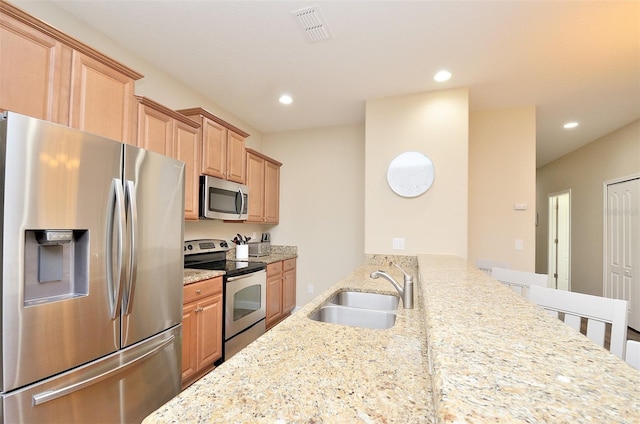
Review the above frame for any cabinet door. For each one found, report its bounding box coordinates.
[266,262,283,329]
[136,103,172,155]
[175,120,200,220]
[246,152,265,222]
[69,51,135,143]
[198,294,223,367]
[282,259,297,315]
[226,130,246,184]
[201,118,226,178]
[264,160,281,224]
[0,13,71,124]
[181,302,198,383]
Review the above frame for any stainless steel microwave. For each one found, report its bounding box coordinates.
[200,176,249,221]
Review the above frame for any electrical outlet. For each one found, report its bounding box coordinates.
[515,239,524,250]
[392,238,405,250]
[308,285,314,294]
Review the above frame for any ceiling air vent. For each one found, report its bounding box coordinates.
[292,6,332,43]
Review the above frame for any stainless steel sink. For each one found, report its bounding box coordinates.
[326,291,399,311]
[308,290,399,329]
[309,305,396,329]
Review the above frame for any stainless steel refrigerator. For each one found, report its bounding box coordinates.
[0,112,185,423]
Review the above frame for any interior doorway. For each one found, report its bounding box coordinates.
[548,190,571,290]
[605,176,640,331]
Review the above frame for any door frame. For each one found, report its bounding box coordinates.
[548,190,571,290]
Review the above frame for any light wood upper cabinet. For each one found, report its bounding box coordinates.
[174,119,201,220]
[177,107,249,184]
[0,1,143,141]
[0,5,71,124]
[135,96,201,220]
[264,159,281,224]
[136,97,172,154]
[246,152,266,222]
[246,148,281,224]
[226,129,247,183]
[69,52,137,144]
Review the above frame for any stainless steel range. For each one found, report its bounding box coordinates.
[184,239,267,360]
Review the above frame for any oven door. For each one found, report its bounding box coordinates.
[225,270,266,339]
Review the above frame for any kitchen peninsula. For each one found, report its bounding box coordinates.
[146,255,640,423]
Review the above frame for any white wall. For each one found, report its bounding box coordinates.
[262,125,365,306]
[536,119,640,295]
[468,107,537,271]
[364,89,469,257]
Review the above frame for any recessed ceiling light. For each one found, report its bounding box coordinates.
[563,122,579,129]
[279,94,293,105]
[434,70,452,82]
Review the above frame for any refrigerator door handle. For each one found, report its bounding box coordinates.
[123,179,139,315]
[106,178,126,320]
[31,334,176,406]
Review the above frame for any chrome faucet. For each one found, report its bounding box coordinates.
[370,262,414,308]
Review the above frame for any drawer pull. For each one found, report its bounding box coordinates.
[196,289,201,294]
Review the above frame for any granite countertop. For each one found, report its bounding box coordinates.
[155,254,640,423]
[419,255,640,423]
[183,247,297,286]
[183,269,225,285]
[147,264,433,423]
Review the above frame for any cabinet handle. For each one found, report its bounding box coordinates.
[196,289,201,294]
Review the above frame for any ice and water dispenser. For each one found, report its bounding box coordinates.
[24,229,89,306]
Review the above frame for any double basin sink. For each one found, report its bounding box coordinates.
[309,290,399,329]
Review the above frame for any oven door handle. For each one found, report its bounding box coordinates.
[226,270,266,283]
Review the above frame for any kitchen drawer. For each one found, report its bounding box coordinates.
[283,258,296,272]
[267,261,282,276]
[183,277,222,304]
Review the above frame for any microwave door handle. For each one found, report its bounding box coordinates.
[123,180,139,315]
[238,187,245,218]
[106,178,126,320]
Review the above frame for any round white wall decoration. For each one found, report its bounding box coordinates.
[386,151,435,197]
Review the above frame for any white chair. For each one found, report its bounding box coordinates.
[492,267,548,299]
[529,285,628,359]
[476,259,510,276]
[626,340,640,370]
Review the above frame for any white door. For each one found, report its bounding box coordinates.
[548,191,571,290]
[605,177,639,330]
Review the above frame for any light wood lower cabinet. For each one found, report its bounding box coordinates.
[182,277,223,389]
[266,258,297,330]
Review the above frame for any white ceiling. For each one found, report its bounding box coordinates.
[47,0,639,167]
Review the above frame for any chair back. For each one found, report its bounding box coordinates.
[492,267,548,299]
[626,340,640,370]
[529,285,628,359]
